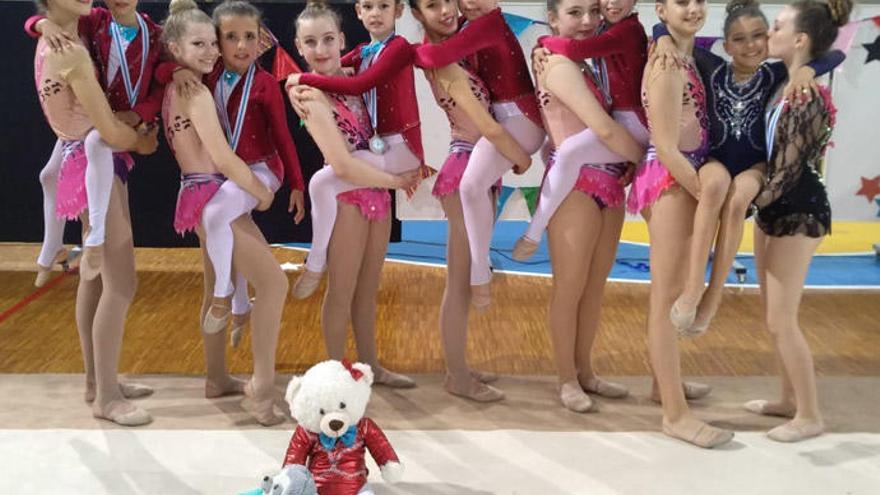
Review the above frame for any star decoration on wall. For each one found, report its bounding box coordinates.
[856,176,880,202]
[865,35,880,65]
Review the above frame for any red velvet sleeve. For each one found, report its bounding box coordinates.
[132,79,164,123]
[540,17,639,60]
[298,39,413,95]
[341,47,360,68]
[360,418,399,467]
[24,7,103,41]
[131,21,165,122]
[153,61,181,85]
[262,76,304,190]
[413,9,504,69]
[283,425,314,467]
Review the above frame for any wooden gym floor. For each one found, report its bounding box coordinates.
[1,243,878,377]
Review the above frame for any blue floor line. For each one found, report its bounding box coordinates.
[283,220,880,287]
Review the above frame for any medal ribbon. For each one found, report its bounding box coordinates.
[110,14,149,107]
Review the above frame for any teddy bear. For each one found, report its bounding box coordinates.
[282,359,403,495]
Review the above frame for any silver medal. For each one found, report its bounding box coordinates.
[369,135,387,155]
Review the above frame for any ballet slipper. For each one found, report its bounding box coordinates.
[374,368,417,389]
[511,236,539,261]
[743,399,797,419]
[662,417,734,449]
[85,382,154,403]
[470,283,491,311]
[670,295,698,334]
[205,376,247,399]
[203,297,231,335]
[34,248,69,287]
[443,375,505,403]
[580,376,629,399]
[243,380,286,426]
[559,381,595,413]
[471,370,499,383]
[683,295,720,338]
[292,269,324,300]
[79,244,104,282]
[230,307,251,348]
[651,381,712,403]
[767,420,824,443]
[93,399,152,427]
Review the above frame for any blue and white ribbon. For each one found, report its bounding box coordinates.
[360,33,395,134]
[765,99,785,161]
[218,63,256,152]
[110,14,149,107]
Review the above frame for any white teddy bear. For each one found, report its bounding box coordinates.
[281,359,403,495]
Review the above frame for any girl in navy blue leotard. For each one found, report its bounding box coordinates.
[652,0,843,336]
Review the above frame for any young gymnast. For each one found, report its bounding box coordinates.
[747,0,851,443]
[32,0,159,425]
[651,0,843,336]
[407,0,538,401]
[160,0,307,336]
[163,0,299,426]
[533,0,646,411]
[26,0,163,285]
[285,0,425,299]
[513,0,649,260]
[414,0,547,309]
[627,0,735,448]
[289,0,419,388]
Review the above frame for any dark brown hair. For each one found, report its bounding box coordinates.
[723,0,768,38]
[791,0,853,58]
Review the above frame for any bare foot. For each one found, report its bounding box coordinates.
[743,399,796,418]
[205,376,247,399]
[92,399,152,427]
[85,382,154,403]
[444,375,504,402]
[243,380,285,426]
[662,416,733,449]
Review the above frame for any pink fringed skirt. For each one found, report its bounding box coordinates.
[626,146,707,214]
[543,151,627,210]
[432,140,502,198]
[56,141,134,220]
[174,173,225,234]
[338,188,391,221]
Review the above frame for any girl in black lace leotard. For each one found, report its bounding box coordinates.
[746,0,853,444]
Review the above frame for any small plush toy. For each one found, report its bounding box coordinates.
[238,464,317,495]
[282,359,403,495]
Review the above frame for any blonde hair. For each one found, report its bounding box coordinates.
[161,0,214,47]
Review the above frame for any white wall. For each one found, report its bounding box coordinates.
[393,2,880,221]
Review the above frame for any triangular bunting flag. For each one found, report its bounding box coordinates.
[502,12,539,37]
[273,46,302,82]
[520,186,540,216]
[496,186,515,219]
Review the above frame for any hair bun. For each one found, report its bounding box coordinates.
[826,0,853,27]
[726,0,760,15]
[169,0,199,16]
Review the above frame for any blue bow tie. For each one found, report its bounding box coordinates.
[360,42,383,60]
[319,425,357,450]
[222,70,240,86]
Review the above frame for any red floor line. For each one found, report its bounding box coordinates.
[0,270,74,325]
